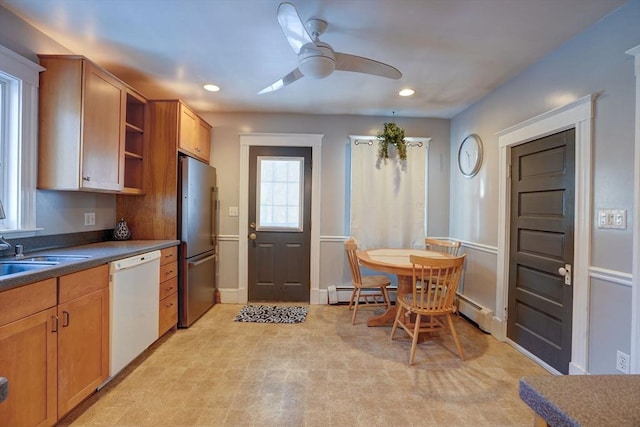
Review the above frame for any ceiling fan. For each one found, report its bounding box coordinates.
[258,2,402,94]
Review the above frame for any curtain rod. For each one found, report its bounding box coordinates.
[353,139,423,147]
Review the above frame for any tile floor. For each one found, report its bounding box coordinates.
[60,303,549,427]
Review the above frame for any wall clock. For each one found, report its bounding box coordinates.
[458,134,483,178]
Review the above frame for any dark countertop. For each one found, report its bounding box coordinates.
[0,240,179,292]
[519,375,640,426]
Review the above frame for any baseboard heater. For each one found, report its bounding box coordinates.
[328,285,397,304]
[455,293,493,333]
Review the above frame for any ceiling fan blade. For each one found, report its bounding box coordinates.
[277,2,313,54]
[334,52,402,80]
[257,68,304,94]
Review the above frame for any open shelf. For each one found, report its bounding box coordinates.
[123,89,147,194]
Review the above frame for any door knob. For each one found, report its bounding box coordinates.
[248,232,257,240]
[558,264,572,286]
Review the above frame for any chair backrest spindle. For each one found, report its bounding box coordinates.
[410,254,466,313]
[424,238,461,256]
[345,238,363,286]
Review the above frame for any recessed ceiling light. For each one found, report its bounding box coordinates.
[399,88,415,97]
[203,84,220,92]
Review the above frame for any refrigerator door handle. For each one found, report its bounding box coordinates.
[211,187,218,246]
[188,254,217,268]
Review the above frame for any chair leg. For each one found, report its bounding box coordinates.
[446,313,465,360]
[348,288,357,310]
[351,288,362,324]
[390,304,404,340]
[381,286,390,308]
[409,314,422,365]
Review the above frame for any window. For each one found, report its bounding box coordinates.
[348,135,430,249]
[0,45,43,234]
[256,156,304,231]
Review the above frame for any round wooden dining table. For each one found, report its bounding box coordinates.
[356,248,455,327]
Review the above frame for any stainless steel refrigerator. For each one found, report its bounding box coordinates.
[177,155,218,327]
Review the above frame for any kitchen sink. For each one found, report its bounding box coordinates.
[20,255,91,262]
[0,261,58,276]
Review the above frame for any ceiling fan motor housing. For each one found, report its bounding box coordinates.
[298,41,335,79]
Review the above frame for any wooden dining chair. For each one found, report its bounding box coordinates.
[344,238,391,325]
[391,254,466,365]
[424,237,461,256]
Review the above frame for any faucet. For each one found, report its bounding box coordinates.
[0,236,10,252]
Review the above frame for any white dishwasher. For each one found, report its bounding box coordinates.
[109,250,161,377]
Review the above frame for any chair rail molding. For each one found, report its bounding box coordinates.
[496,93,594,375]
[626,44,640,374]
[238,133,323,304]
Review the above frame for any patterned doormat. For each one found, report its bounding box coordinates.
[233,304,308,323]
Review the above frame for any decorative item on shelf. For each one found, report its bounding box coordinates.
[113,217,132,241]
[377,113,407,161]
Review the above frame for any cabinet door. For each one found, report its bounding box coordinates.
[82,61,125,191]
[196,118,212,162]
[0,308,58,427]
[57,287,109,417]
[178,103,197,155]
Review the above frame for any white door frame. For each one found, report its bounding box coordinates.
[626,44,640,374]
[238,133,323,304]
[496,94,594,375]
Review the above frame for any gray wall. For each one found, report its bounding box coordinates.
[449,0,639,373]
[200,112,450,292]
[0,6,118,236]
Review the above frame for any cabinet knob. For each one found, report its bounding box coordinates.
[82,176,91,181]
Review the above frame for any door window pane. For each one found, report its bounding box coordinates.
[257,156,303,231]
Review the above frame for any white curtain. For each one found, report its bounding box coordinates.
[350,137,428,250]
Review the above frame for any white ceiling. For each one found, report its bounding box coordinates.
[1,0,626,118]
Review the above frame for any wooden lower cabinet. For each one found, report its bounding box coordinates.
[0,266,109,426]
[57,282,109,417]
[0,280,58,427]
[159,246,178,336]
[159,292,178,336]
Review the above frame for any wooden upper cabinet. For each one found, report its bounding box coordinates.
[178,101,211,163]
[178,102,197,155]
[196,117,212,162]
[38,55,130,193]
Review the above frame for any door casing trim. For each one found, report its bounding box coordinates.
[239,133,323,304]
[496,94,594,375]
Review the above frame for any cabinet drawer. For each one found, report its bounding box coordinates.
[160,246,178,266]
[160,261,177,282]
[0,279,57,326]
[159,292,178,336]
[159,276,178,300]
[59,265,109,304]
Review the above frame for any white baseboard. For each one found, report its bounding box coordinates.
[507,338,562,375]
[569,362,587,375]
[218,288,240,304]
[492,316,506,341]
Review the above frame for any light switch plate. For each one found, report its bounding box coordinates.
[84,212,95,226]
[228,206,239,217]
[597,209,626,229]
